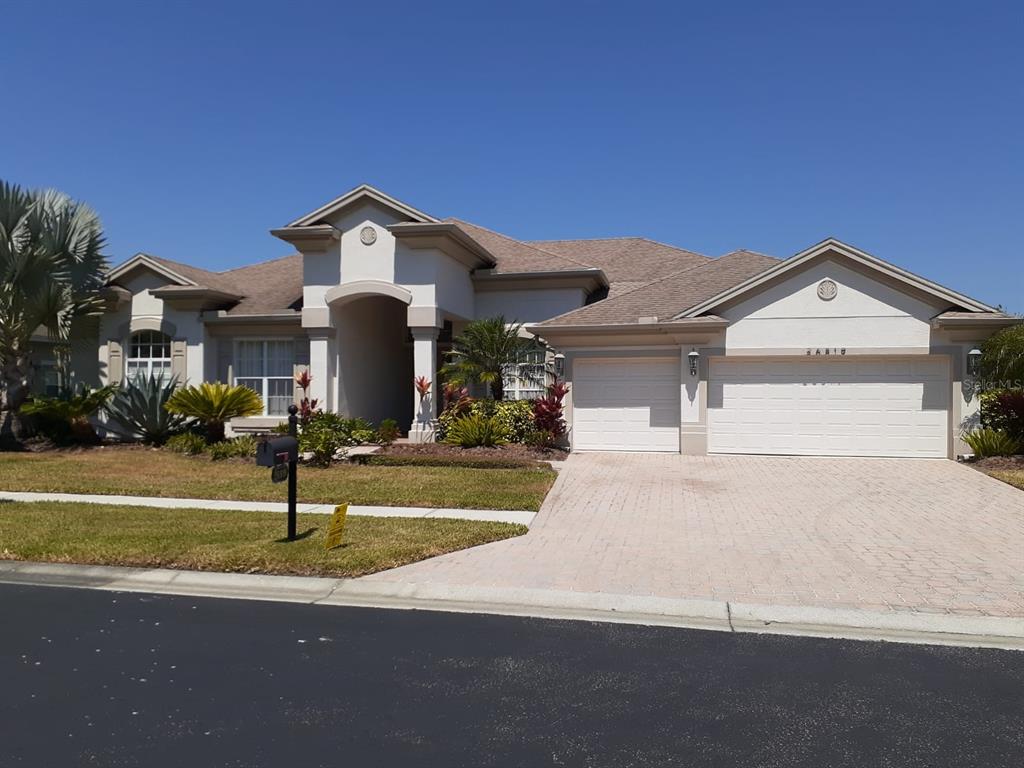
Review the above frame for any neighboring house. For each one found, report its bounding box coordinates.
[91,183,1016,459]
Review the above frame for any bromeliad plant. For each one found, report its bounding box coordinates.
[104,374,191,445]
[165,382,263,443]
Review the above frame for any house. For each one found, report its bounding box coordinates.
[93,183,1016,459]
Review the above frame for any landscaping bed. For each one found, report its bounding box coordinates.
[0,501,527,578]
[972,455,1024,491]
[0,446,557,511]
[354,442,568,469]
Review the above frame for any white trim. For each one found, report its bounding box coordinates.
[324,280,413,307]
[106,253,196,287]
[287,184,439,227]
[675,238,996,319]
[125,329,173,379]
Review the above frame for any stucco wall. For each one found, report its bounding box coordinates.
[475,288,586,324]
[722,259,945,352]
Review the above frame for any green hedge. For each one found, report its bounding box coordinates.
[437,398,535,443]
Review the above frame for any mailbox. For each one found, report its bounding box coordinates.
[256,436,298,467]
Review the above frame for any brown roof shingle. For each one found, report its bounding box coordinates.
[528,237,711,284]
[538,250,780,327]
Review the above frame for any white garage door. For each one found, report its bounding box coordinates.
[708,357,949,458]
[572,357,680,452]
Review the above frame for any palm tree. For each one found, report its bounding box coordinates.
[441,316,537,401]
[165,382,264,443]
[980,324,1024,384]
[0,181,109,437]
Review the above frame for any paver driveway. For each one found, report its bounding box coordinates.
[366,453,1024,617]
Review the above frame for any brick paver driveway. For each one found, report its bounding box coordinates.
[367,453,1024,617]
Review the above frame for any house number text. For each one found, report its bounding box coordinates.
[806,348,847,356]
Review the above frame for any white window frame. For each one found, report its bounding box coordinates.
[233,338,295,416]
[502,343,550,401]
[126,330,172,380]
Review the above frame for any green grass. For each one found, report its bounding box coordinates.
[0,501,526,577]
[0,448,557,511]
[987,469,1024,491]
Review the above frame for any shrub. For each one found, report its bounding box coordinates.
[962,428,1021,458]
[165,382,263,443]
[438,398,535,443]
[443,413,509,448]
[980,389,1024,440]
[376,418,400,448]
[104,374,191,445]
[165,431,207,455]
[207,434,258,461]
[21,384,116,445]
[532,379,569,448]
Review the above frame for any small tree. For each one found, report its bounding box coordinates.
[441,316,537,401]
[980,324,1024,385]
[165,382,263,443]
[0,181,109,437]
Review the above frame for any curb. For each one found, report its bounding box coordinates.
[0,561,1020,650]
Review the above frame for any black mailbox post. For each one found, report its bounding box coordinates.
[257,405,300,540]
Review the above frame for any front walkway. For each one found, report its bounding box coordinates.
[364,453,1024,618]
[0,491,535,526]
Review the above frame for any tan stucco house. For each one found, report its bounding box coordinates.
[90,183,1016,458]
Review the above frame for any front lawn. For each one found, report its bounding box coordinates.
[0,447,556,511]
[987,469,1024,491]
[0,501,526,577]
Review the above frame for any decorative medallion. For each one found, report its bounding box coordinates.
[817,279,838,301]
[359,225,377,245]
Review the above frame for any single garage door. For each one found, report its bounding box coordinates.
[572,357,680,452]
[708,357,949,458]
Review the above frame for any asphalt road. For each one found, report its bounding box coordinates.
[1,584,1021,767]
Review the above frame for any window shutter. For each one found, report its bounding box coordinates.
[107,340,124,385]
[170,339,188,385]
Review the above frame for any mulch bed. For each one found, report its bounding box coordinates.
[380,443,568,461]
[971,455,1024,471]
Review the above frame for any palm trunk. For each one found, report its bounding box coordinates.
[1,354,32,439]
[489,379,504,401]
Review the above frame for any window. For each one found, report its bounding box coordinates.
[127,330,172,379]
[235,339,294,416]
[502,343,549,400]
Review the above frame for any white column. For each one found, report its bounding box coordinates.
[409,326,440,443]
[307,330,334,412]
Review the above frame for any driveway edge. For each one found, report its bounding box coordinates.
[0,561,1020,650]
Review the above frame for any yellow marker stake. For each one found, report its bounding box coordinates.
[324,504,349,550]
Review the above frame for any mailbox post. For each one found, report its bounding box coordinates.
[286,404,298,541]
[256,406,300,541]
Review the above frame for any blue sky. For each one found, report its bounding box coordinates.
[3,1,1021,311]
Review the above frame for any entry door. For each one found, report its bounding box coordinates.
[707,357,949,458]
[572,357,680,452]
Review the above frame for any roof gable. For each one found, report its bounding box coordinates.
[288,184,438,227]
[106,253,197,287]
[676,238,995,319]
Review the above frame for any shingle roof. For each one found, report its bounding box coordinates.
[143,253,303,316]
[538,250,780,327]
[446,219,595,274]
[528,237,711,284]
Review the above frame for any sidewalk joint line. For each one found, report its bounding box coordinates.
[726,602,735,632]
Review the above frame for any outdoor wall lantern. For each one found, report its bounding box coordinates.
[687,349,700,377]
[553,352,565,378]
[967,348,983,378]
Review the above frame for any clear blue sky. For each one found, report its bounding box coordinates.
[3,1,1021,311]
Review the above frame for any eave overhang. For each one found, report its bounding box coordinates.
[201,310,302,325]
[151,285,242,310]
[528,316,729,346]
[270,225,341,250]
[389,222,496,270]
[931,312,1020,330]
[472,267,608,294]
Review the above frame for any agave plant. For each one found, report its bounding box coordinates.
[104,374,191,445]
[165,382,263,443]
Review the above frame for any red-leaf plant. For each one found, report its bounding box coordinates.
[293,370,320,424]
[532,378,569,447]
[414,376,432,401]
[442,382,472,416]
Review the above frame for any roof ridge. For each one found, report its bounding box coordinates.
[447,217,597,271]
[531,235,710,260]
[218,252,301,275]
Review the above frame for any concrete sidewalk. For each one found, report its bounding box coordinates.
[0,561,1021,650]
[0,491,536,526]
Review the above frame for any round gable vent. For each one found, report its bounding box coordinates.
[359,226,377,245]
[817,279,838,301]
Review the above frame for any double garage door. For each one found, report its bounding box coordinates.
[572,356,949,458]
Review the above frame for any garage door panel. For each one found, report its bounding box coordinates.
[573,357,680,452]
[708,357,949,458]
